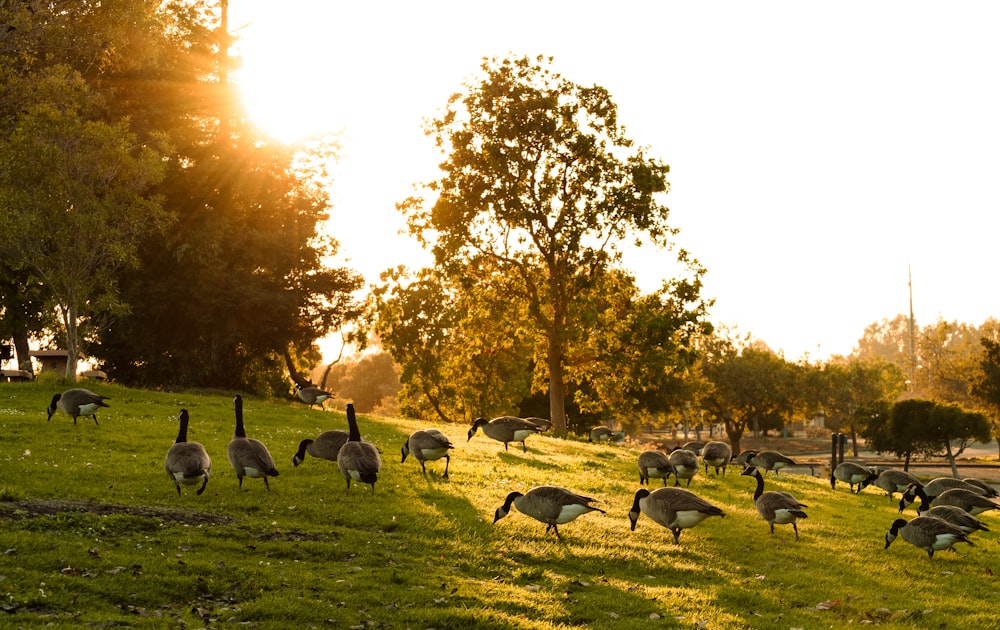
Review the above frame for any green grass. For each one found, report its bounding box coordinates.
[1,379,998,629]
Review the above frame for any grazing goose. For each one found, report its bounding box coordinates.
[884,516,973,558]
[898,478,984,513]
[668,448,699,487]
[830,462,878,493]
[402,428,455,478]
[922,488,1000,516]
[47,388,110,425]
[227,395,279,491]
[337,403,382,494]
[701,441,733,476]
[468,416,541,452]
[733,449,759,468]
[681,441,705,455]
[523,417,553,432]
[741,466,808,540]
[292,430,349,466]
[628,487,726,545]
[750,450,796,476]
[493,485,604,540]
[923,505,990,536]
[295,384,332,410]
[961,478,999,499]
[589,426,613,442]
[637,450,674,486]
[873,469,921,501]
[164,409,211,496]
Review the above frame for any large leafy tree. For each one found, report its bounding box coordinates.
[0,81,170,379]
[369,264,534,422]
[699,340,797,454]
[0,2,180,378]
[864,399,990,475]
[399,54,706,434]
[972,336,1000,457]
[0,1,363,392]
[820,356,907,456]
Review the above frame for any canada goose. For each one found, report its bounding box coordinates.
[830,462,877,493]
[750,450,796,476]
[295,384,332,410]
[493,485,605,539]
[681,441,705,455]
[47,388,110,425]
[873,469,921,501]
[523,417,553,432]
[292,430,349,466]
[961,478,999,498]
[668,448,699,487]
[589,426,613,442]
[628,487,726,545]
[741,466,808,540]
[701,441,732,476]
[164,409,211,496]
[227,395,279,491]
[922,488,1000,516]
[402,428,454,478]
[923,505,990,536]
[899,478,984,513]
[884,516,973,558]
[589,426,610,442]
[337,403,382,494]
[637,450,674,486]
[468,416,541,452]
[733,449,758,467]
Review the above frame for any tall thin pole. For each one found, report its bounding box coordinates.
[908,264,916,388]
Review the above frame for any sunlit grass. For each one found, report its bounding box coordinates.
[0,380,998,628]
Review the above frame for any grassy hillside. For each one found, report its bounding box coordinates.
[1,379,997,629]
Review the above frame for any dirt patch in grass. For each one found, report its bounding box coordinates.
[0,499,234,526]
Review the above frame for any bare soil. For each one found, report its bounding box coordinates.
[0,498,234,526]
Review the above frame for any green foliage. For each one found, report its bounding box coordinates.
[397,54,708,433]
[1,381,996,629]
[0,1,364,392]
[863,398,991,465]
[699,340,797,452]
[320,350,401,413]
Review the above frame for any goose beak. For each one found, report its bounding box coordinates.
[628,510,639,532]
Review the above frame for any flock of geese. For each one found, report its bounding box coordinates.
[46,386,387,496]
[466,418,999,557]
[45,387,1000,556]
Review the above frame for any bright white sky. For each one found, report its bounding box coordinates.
[230,1,1000,363]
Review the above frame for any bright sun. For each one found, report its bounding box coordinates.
[230,5,348,144]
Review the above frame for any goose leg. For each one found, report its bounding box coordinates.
[442,455,450,479]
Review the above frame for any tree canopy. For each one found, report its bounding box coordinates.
[0,1,362,392]
[396,54,709,433]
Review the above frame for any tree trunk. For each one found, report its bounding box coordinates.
[849,424,859,457]
[13,328,32,375]
[944,441,959,478]
[61,301,79,381]
[283,348,313,388]
[547,337,567,436]
[903,451,911,472]
[725,418,743,455]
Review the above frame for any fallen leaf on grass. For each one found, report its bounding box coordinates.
[814,600,840,610]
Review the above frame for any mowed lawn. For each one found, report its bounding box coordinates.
[1,380,998,629]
